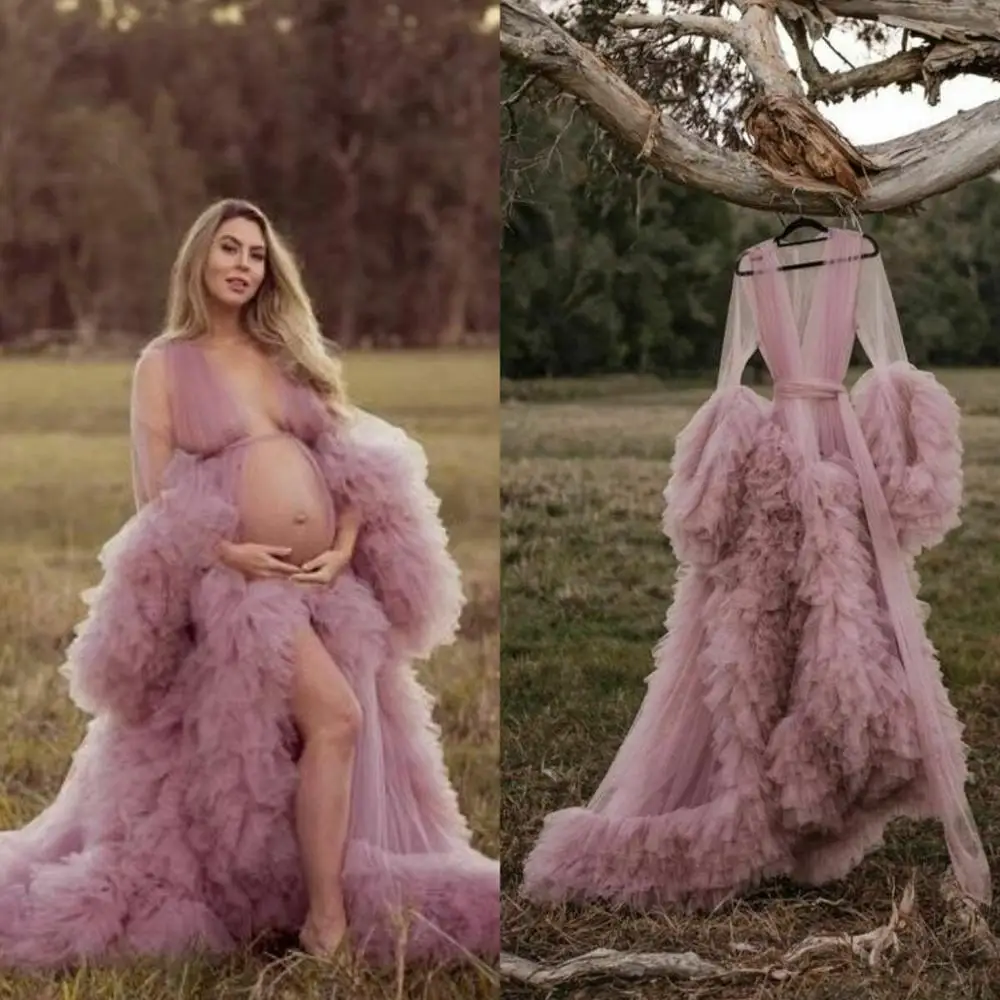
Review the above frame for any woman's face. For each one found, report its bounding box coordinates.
[203,216,267,310]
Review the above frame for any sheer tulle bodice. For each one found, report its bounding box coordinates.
[131,338,336,565]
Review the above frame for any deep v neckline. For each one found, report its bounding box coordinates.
[188,338,290,439]
[758,234,840,365]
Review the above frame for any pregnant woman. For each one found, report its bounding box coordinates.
[0,199,499,968]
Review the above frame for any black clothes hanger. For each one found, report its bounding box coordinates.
[735,216,880,275]
[777,216,828,244]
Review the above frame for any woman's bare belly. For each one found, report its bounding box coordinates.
[236,436,335,567]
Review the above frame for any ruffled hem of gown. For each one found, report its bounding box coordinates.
[0,549,498,969]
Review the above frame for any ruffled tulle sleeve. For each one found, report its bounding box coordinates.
[662,386,769,566]
[62,340,241,723]
[312,410,465,661]
[63,466,240,723]
[851,361,963,556]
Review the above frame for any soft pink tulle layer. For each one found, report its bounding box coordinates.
[0,415,499,968]
[523,367,974,910]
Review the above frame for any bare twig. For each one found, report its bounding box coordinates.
[821,35,857,71]
[783,878,916,968]
[503,72,540,108]
[542,103,579,174]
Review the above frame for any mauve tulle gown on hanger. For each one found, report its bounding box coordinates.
[522,229,991,912]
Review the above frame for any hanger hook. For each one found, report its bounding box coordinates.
[834,196,863,233]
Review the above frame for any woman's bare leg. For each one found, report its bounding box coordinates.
[290,625,362,956]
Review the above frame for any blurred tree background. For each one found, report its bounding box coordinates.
[502,57,1000,378]
[0,0,498,352]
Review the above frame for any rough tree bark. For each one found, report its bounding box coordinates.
[500,0,1000,212]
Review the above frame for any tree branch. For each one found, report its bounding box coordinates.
[814,1,1000,42]
[612,12,742,49]
[499,947,775,986]
[500,0,1000,212]
[614,7,804,99]
[784,14,1000,104]
[501,879,920,988]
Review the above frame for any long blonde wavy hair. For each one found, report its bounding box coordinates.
[162,198,349,418]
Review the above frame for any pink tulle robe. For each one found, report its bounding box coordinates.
[521,229,992,912]
[0,336,500,968]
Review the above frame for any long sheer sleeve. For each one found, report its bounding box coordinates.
[717,277,759,389]
[855,255,908,367]
[130,345,175,510]
[662,271,768,565]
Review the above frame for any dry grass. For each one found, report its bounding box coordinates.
[0,348,499,1000]
[501,368,1000,999]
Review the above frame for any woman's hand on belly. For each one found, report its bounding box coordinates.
[289,547,352,586]
[218,540,301,580]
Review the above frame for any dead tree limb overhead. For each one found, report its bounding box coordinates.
[500,0,1000,213]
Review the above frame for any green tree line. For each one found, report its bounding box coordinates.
[502,71,1000,378]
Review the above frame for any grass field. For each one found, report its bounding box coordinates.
[0,348,499,1000]
[501,368,1000,1000]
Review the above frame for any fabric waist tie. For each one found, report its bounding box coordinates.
[774,377,991,905]
[773,377,845,401]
